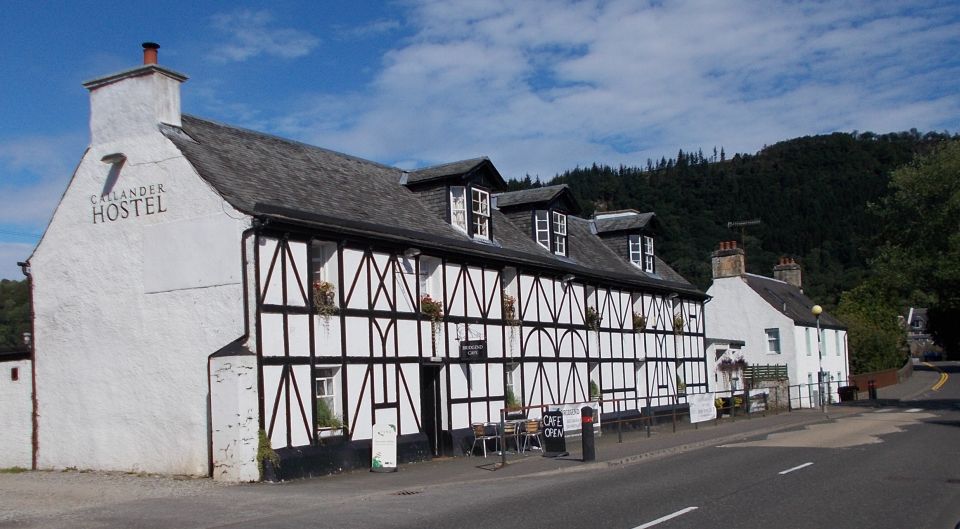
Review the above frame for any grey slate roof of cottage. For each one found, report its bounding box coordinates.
[406,157,499,185]
[742,274,845,329]
[494,185,568,208]
[593,212,656,233]
[163,115,702,297]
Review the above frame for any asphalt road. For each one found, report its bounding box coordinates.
[4,362,958,529]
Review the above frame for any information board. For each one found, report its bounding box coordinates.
[687,392,716,424]
[541,410,567,457]
[371,423,397,472]
[546,401,601,436]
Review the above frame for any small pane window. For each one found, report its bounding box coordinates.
[450,187,467,233]
[643,236,655,273]
[765,328,781,354]
[471,188,490,239]
[629,234,642,265]
[552,212,567,256]
[315,367,339,412]
[535,210,550,249]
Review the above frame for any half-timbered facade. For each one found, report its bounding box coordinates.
[22,45,707,481]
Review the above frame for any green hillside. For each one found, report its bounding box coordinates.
[521,130,955,308]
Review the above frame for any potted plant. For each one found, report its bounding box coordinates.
[672,313,684,335]
[585,307,601,331]
[421,294,444,350]
[257,429,280,482]
[632,311,647,333]
[588,380,601,401]
[505,388,521,414]
[316,399,344,438]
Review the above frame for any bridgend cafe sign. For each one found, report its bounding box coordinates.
[91,184,167,224]
[458,340,487,361]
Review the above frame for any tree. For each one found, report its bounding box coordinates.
[836,281,906,373]
[0,279,30,350]
[872,140,960,354]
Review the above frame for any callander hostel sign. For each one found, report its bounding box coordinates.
[91,184,167,224]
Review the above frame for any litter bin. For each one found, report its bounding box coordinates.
[838,385,858,402]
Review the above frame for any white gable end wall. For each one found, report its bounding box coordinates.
[30,126,250,475]
[705,276,800,384]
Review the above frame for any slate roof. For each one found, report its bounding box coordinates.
[494,185,568,208]
[406,157,500,185]
[163,115,702,297]
[742,274,845,329]
[594,212,656,233]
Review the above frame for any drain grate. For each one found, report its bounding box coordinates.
[394,489,423,496]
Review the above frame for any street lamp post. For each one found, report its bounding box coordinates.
[812,305,824,412]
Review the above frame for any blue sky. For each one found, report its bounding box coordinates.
[2,0,959,279]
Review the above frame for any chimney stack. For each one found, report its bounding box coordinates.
[82,42,187,146]
[142,42,160,64]
[773,257,802,290]
[711,240,745,279]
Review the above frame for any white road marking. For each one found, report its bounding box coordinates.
[874,408,893,413]
[779,462,814,475]
[905,408,922,413]
[633,507,699,528]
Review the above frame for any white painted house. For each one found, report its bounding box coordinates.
[19,44,709,481]
[0,347,32,469]
[705,242,849,407]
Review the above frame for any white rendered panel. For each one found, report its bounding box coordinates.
[399,365,419,435]
[445,265,464,318]
[260,238,284,306]
[345,317,371,357]
[263,366,285,448]
[285,241,308,308]
[370,252,394,312]
[287,314,310,357]
[314,317,341,356]
[451,402,470,430]
[289,364,312,446]
[261,313,284,357]
[342,249,367,310]
[396,320,420,357]
[347,365,372,440]
[450,363,469,399]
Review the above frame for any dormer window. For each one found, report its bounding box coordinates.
[451,185,491,239]
[629,234,655,273]
[450,186,468,233]
[535,211,550,249]
[471,188,490,239]
[643,235,654,273]
[552,212,567,256]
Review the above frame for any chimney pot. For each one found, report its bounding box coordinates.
[142,42,160,64]
[731,240,737,249]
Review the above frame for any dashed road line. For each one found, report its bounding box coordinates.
[874,408,893,413]
[779,462,814,475]
[905,408,923,413]
[633,507,699,528]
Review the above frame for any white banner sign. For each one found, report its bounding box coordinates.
[546,401,601,436]
[687,393,716,424]
[371,423,397,472]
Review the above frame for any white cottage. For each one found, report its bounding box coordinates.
[705,241,849,407]
[20,44,708,481]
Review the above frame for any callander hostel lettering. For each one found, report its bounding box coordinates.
[91,184,167,224]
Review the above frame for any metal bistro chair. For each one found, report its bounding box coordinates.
[470,422,500,457]
[501,420,522,453]
[520,419,543,452]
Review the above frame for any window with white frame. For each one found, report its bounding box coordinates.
[315,367,340,424]
[835,331,841,356]
[765,328,781,354]
[629,234,642,265]
[805,327,813,356]
[535,210,550,249]
[820,329,827,357]
[471,188,490,239]
[643,236,655,273]
[552,211,567,256]
[450,186,467,233]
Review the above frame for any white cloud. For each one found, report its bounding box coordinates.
[209,9,319,62]
[269,0,960,179]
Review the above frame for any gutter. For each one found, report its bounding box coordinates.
[17,260,38,470]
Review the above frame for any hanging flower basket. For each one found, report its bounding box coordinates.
[313,280,338,325]
[717,357,748,372]
[672,313,685,335]
[421,294,444,322]
[502,294,520,326]
[585,307,602,331]
[632,312,647,333]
